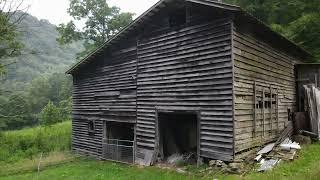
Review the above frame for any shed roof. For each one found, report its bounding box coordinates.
[66,0,312,74]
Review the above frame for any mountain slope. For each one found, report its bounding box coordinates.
[2,13,83,91]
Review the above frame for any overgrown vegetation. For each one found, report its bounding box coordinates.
[0,0,133,132]
[224,0,320,60]
[0,121,71,163]
[0,0,27,74]
[0,11,79,131]
[0,73,72,130]
[1,13,83,91]
[57,0,134,59]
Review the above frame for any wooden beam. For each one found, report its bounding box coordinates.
[262,88,265,137]
[270,85,272,135]
[253,81,257,137]
[276,88,279,133]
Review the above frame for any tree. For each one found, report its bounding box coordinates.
[39,101,61,126]
[0,72,72,130]
[28,76,51,114]
[47,73,72,105]
[0,0,28,75]
[224,0,320,60]
[285,13,320,59]
[58,97,72,121]
[0,92,33,130]
[57,0,134,58]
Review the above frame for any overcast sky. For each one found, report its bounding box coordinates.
[24,0,159,26]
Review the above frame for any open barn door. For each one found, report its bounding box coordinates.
[102,122,135,163]
[157,111,200,165]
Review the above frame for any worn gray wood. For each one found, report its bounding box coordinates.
[136,19,234,161]
[69,0,308,163]
[232,26,303,153]
[253,81,257,137]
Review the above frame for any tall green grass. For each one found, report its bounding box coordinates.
[0,121,71,163]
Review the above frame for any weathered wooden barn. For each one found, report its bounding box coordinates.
[66,0,311,165]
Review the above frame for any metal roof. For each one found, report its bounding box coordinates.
[66,0,312,74]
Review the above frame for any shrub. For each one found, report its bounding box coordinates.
[39,101,61,126]
[58,97,72,121]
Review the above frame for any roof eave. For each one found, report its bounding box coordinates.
[66,0,172,74]
[237,10,313,60]
[66,0,243,74]
[66,0,313,74]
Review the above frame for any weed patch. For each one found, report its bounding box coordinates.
[0,121,71,163]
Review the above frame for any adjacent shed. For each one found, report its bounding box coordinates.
[67,0,311,164]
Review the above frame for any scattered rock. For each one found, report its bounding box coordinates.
[209,160,217,166]
[228,162,244,174]
[199,167,213,173]
[176,168,186,173]
[217,160,227,167]
[209,160,227,168]
[228,162,243,169]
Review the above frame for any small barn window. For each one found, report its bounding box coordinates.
[256,93,276,109]
[256,100,262,109]
[169,8,186,27]
[88,120,95,134]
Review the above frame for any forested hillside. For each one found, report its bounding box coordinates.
[0,13,82,130]
[1,13,83,92]
[225,0,320,60]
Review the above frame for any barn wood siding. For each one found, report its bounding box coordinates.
[232,28,302,153]
[72,45,137,157]
[136,19,234,161]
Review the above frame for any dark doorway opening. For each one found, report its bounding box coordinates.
[158,112,198,164]
[106,122,134,141]
[103,122,135,163]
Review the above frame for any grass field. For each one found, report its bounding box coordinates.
[1,143,320,180]
[0,121,71,163]
[1,122,320,179]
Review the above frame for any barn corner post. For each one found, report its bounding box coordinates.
[134,36,139,164]
[197,110,201,166]
[230,16,236,161]
[153,109,160,165]
[102,120,106,159]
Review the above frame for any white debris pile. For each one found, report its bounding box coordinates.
[257,159,280,172]
[167,153,184,165]
[256,138,302,172]
[280,138,301,151]
[166,152,196,166]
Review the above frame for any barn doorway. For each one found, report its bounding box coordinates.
[103,122,135,163]
[157,111,199,165]
[105,122,134,141]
